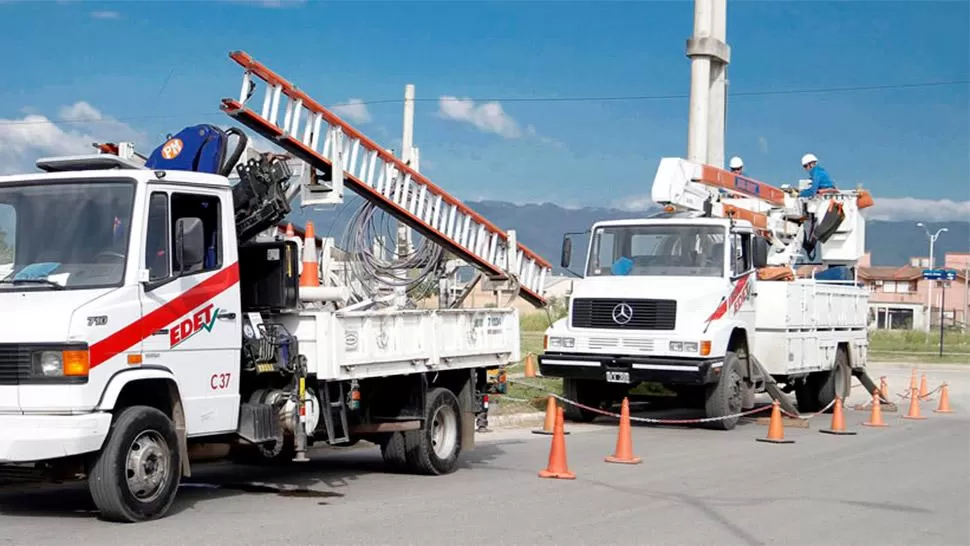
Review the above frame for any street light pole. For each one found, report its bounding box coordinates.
[916,222,948,332]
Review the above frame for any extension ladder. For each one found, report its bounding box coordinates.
[220,50,550,307]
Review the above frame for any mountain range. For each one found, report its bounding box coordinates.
[287,197,969,272]
[0,197,966,271]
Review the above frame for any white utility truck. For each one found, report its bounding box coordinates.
[0,51,551,522]
[541,157,882,428]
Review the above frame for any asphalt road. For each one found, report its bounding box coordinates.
[1,361,967,546]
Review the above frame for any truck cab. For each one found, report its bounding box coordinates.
[539,212,770,428]
[0,163,242,459]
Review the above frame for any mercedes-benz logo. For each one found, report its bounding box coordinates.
[612,303,633,325]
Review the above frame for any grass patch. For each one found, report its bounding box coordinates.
[869,330,970,354]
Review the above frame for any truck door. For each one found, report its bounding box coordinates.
[139,185,241,436]
[730,231,757,327]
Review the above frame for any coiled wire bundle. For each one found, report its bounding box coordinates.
[340,200,444,303]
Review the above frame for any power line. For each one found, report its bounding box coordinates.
[1,79,966,127]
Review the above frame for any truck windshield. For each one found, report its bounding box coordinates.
[0,179,135,290]
[586,224,726,277]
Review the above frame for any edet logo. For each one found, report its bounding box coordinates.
[170,303,220,348]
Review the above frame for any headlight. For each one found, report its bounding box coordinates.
[548,336,575,349]
[31,349,90,378]
[669,341,699,353]
[35,351,63,376]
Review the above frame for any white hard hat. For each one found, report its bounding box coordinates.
[729,156,744,169]
[801,153,818,166]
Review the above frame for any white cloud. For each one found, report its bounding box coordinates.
[0,102,146,175]
[438,96,522,139]
[863,197,970,222]
[610,195,657,212]
[526,124,565,149]
[90,10,119,19]
[758,136,768,154]
[331,98,372,124]
[222,0,306,7]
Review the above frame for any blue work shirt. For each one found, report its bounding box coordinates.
[799,165,836,198]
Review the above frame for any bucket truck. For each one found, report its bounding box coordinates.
[0,51,551,522]
[539,157,880,428]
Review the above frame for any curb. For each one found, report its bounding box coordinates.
[484,411,546,429]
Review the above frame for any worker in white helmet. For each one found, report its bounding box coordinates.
[728,156,744,174]
[798,153,836,198]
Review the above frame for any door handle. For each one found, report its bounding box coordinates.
[217,312,237,320]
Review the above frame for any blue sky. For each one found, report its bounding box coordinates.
[0,0,967,221]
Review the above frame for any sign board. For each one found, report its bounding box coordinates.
[922,268,957,281]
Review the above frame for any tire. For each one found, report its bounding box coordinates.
[88,406,182,523]
[703,351,744,431]
[561,378,601,423]
[403,387,463,475]
[797,347,851,414]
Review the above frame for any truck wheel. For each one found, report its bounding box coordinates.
[404,388,462,475]
[562,378,600,423]
[88,406,181,523]
[798,347,852,414]
[703,352,743,431]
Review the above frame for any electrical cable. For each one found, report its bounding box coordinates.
[2,79,966,126]
[339,199,444,304]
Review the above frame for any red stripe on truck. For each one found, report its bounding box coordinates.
[89,263,241,368]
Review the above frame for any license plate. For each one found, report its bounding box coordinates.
[606,371,630,384]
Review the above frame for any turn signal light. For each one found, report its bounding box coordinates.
[700,341,711,356]
[63,350,90,377]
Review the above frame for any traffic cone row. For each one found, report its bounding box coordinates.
[538,397,642,479]
[535,377,957,481]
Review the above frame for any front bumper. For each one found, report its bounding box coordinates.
[0,412,112,463]
[538,352,725,385]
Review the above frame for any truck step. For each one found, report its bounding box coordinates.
[320,382,350,445]
[237,402,283,445]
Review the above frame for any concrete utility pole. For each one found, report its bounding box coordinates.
[686,0,730,168]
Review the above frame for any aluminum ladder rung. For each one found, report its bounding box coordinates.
[221,50,552,307]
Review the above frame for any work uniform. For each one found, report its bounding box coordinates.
[799,164,836,198]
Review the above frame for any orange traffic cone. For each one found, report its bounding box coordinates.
[909,368,918,391]
[820,396,856,435]
[902,386,927,420]
[756,400,795,444]
[605,398,642,464]
[879,376,889,400]
[285,223,295,237]
[863,389,888,427]
[524,353,537,378]
[299,221,319,287]
[532,396,569,435]
[538,407,576,480]
[918,374,933,401]
[934,383,954,414]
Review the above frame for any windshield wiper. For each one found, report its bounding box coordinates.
[0,278,66,290]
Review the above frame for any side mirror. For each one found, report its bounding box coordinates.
[752,236,769,269]
[560,237,572,269]
[175,217,205,274]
